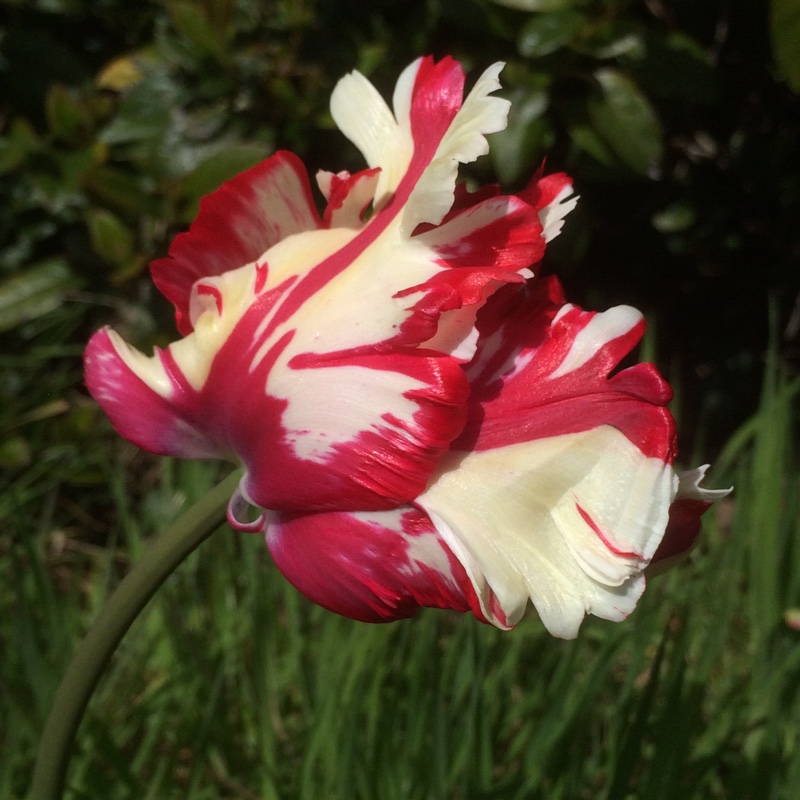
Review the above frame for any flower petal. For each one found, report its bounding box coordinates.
[264,506,487,623]
[403,59,510,229]
[459,277,677,460]
[90,252,472,512]
[414,194,544,271]
[650,466,732,571]
[415,277,683,637]
[84,327,221,459]
[519,169,577,242]
[331,57,510,231]
[151,151,321,334]
[419,426,676,638]
[317,167,382,228]
[86,58,566,518]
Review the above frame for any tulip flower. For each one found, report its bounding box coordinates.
[85,56,728,638]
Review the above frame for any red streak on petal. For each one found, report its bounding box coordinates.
[409,56,464,155]
[575,502,643,561]
[488,594,509,628]
[457,277,677,462]
[254,261,268,293]
[196,283,223,316]
[254,59,470,348]
[266,506,488,624]
[158,346,199,398]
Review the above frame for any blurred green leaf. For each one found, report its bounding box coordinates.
[493,0,578,10]
[490,89,551,184]
[44,84,87,144]
[518,10,587,58]
[652,202,697,234]
[566,119,616,166]
[0,436,31,469]
[169,1,227,60]
[98,69,179,148]
[771,0,800,92]
[625,31,717,104]
[587,68,663,176]
[87,208,136,266]
[0,259,75,333]
[562,94,616,167]
[0,119,39,175]
[83,165,158,216]
[15,399,71,428]
[572,19,643,59]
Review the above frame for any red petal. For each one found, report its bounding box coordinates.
[84,328,220,459]
[415,195,545,271]
[152,151,321,335]
[320,167,381,227]
[265,506,487,623]
[652,498,711,565]
[458,276,677,461]
[519,168,573,213]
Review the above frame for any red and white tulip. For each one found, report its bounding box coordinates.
[85,56,728,638]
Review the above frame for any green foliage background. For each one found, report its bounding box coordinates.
[1,1,800,798]
[2,0,800,469]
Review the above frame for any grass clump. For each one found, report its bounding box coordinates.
[3,356,799,799]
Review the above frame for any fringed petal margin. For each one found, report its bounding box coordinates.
[649,466,732,572]
[459,276,677,462]
[413,275,686,638]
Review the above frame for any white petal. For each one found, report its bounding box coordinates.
[539,184,579,242]
[550,305,643,379]
[676,465,732,502]
[418,425,677,638]
[404,62,510,230]
[330,69,413,208]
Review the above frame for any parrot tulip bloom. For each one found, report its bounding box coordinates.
[85,56,727,639]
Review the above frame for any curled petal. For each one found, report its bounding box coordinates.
[520,169,577,243]
[84,328,222,459]
[265,506,488,623]
[152,152,321,334]
[414,276,683,638]
[650,466,732,571]
[227,483,267,533]
[418,426,676,638]
[331,57,510,231]
[460,277,676,461]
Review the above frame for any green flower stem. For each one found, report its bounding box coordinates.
[31,470,242,800]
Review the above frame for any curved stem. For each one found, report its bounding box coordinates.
[30,470,242,800]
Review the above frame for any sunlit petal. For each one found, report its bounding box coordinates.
[419,426,675,637]
[151,152,321,334]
